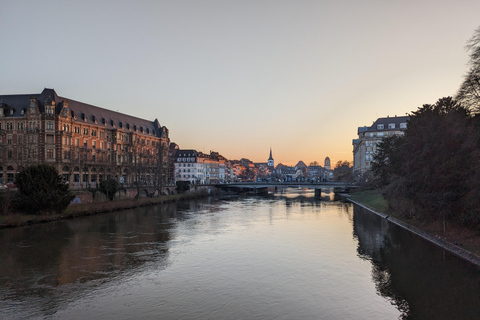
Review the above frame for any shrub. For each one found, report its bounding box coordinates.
[176,181,191,193]
[14,164,75,215]
[99,178,120,201]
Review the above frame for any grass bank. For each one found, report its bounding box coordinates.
[348,189,480,261]
[348,189,388,213]
[0,192,208,228]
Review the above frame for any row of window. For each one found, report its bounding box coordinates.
[5,149,37,160]
[376,122,407,130]
[177,169,203,173]
[0,121,40,131]
[5,134,38,144]
[72,112,157,136]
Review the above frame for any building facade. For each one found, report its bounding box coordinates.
[173,149,230,184]
[352,115,409,174]
[174,149,205,184]
[0,88,170,188]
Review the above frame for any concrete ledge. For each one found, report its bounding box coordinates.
[348,198,480,268]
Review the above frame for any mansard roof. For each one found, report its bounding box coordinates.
[358,115,409,134]
[0,88,60,116]
[175,149,198,158]
[0,88,165,138]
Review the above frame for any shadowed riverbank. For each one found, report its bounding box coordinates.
[0,190,213,229]
[346,190,480,268]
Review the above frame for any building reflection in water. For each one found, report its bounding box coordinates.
[0,200,195,314]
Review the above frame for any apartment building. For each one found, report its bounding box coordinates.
[352,115,409,174]
[173,150,230,184]
[0,88,170,187]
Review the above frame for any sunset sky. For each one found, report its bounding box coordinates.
[1,0,479,166]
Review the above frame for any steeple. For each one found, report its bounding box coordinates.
[268,147,274,168]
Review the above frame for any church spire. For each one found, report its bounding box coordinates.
[268,147,274,167]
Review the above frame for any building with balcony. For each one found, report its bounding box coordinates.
[0,88,170,188]
[352,115,409,175]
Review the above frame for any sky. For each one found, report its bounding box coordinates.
[1,0,479,166]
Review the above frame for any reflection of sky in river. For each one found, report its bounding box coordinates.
[1,194,478,319]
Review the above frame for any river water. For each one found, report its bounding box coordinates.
[0,189,479,319]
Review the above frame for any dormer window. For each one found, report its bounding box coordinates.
[388,123,395,129]
[10,109,15,115]
[140,127,144,133]
[126,123,130,130]
[92,115,97,123]
[400,123,407,128]
[119,121,123,129]
[377,124,384,130]
[133,125,137,131]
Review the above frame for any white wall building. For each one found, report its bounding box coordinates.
[353,115,409,175]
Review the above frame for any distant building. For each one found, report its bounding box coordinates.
[324,157,331,170]
[274,163,296,181]
[307,164,332,182]
[352,115,409,174]
[173,149,229,184]
[174,149,203,184]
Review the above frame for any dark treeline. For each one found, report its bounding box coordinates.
[371,26,480,227]
[372,97,480,225]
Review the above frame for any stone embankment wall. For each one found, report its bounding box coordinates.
[348,198,480,268]
[72,186,216,204]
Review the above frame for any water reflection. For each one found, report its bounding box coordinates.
[353,205,480,319]
[0,195,479,319]
[0,201,185,318]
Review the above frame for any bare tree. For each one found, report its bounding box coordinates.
[456,26,480,112]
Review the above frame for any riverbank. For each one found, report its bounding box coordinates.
[0,191,211,229]
[347,190,480,267]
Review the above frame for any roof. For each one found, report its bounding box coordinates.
[0,88,165,138]
[175,149,198,158]
[357,115,409,134]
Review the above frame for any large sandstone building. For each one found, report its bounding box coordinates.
[0,88,170,188]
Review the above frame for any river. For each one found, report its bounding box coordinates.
[0,189,479,319]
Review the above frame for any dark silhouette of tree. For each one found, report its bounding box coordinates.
[14,164,75,214]
[176,180,190,193]
[99,178,120,201]
[374,97,480,225]
[372,135,404,187]
[333,160,353,181]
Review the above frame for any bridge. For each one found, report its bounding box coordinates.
[212,181,357,196]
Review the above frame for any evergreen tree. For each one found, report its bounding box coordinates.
[99,178,120,201]
[376,97,480,224]
[14,164,75,214]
